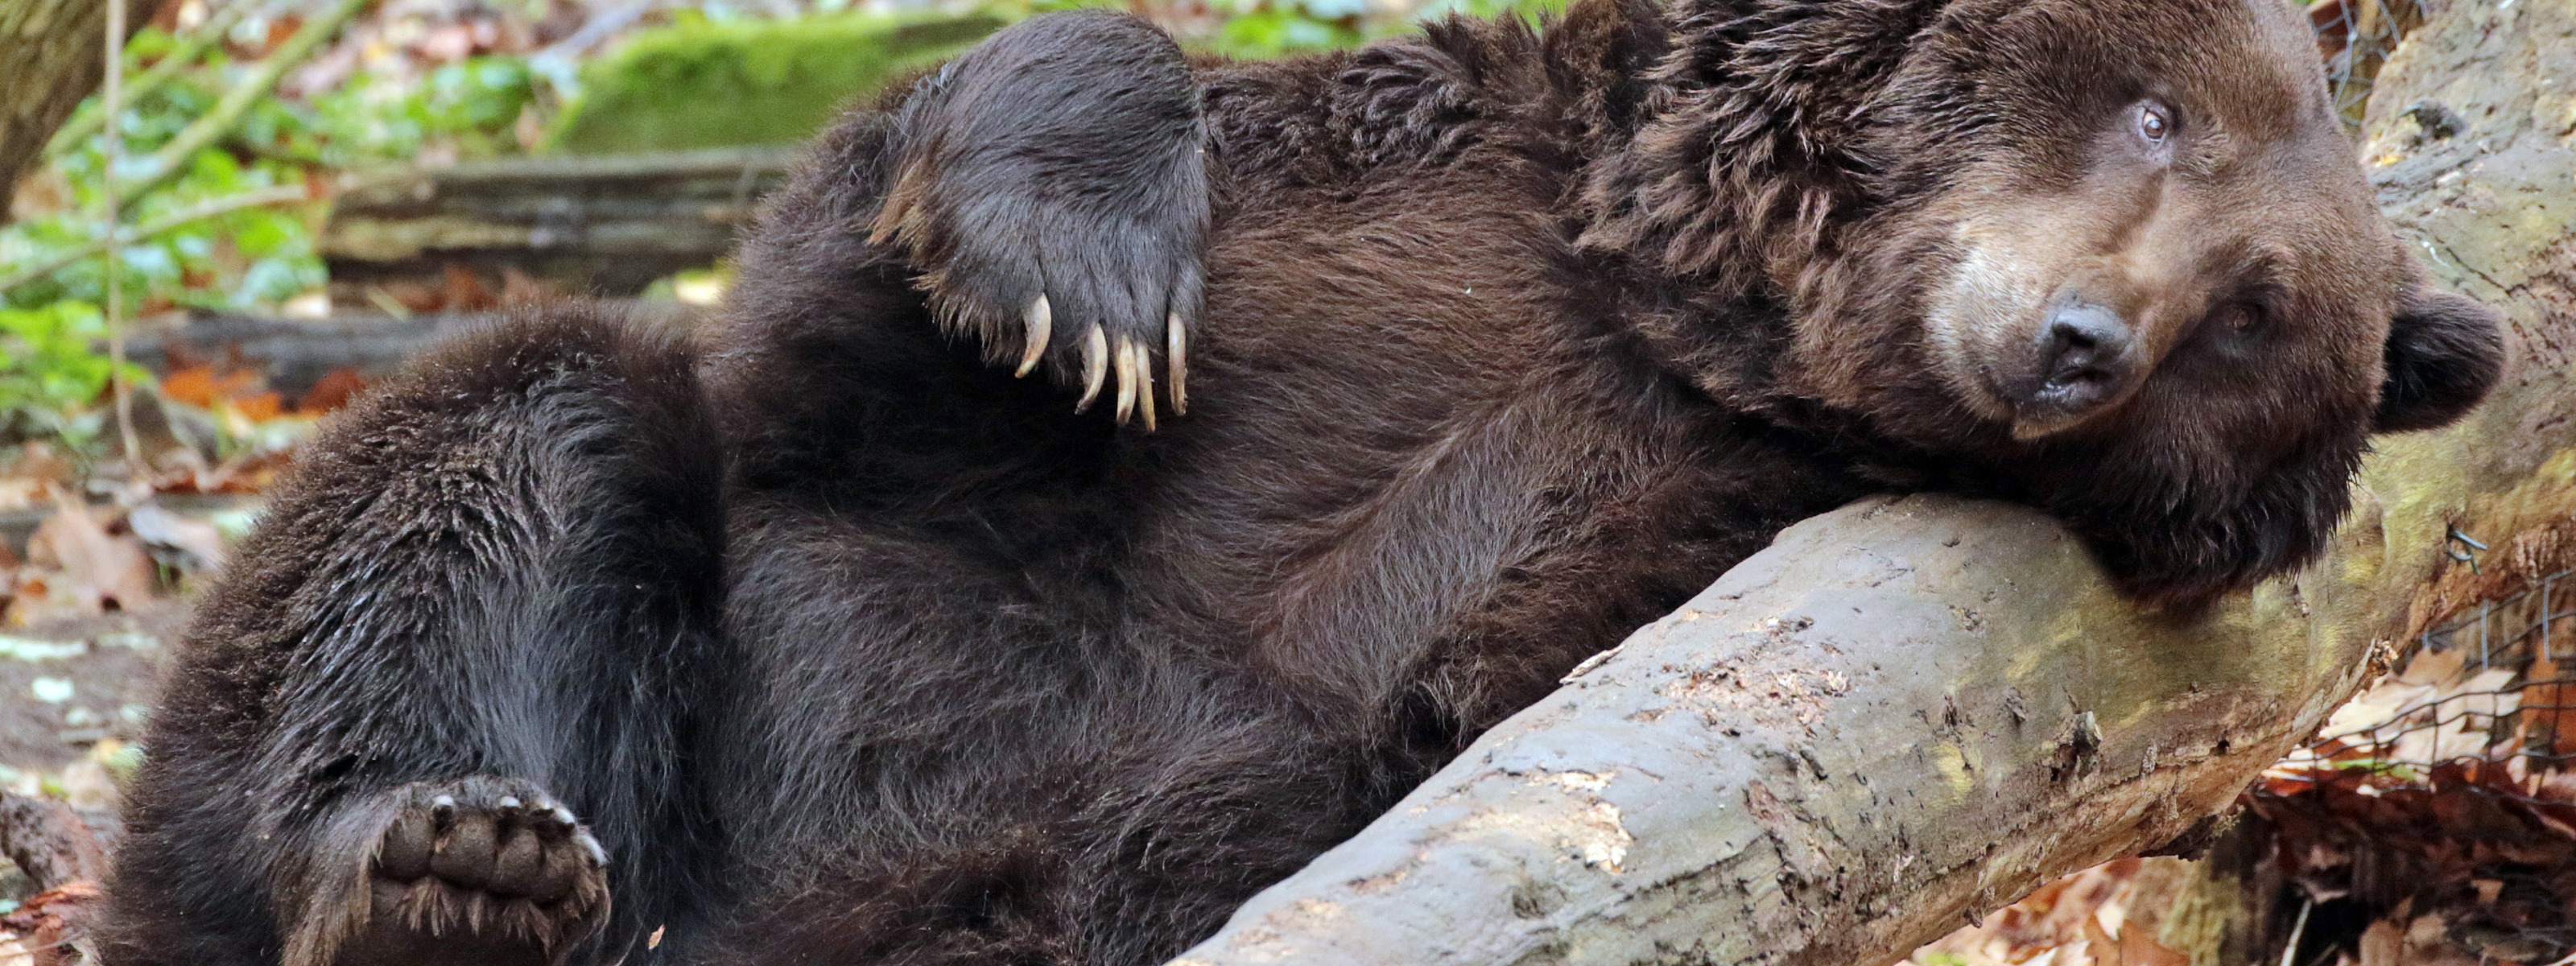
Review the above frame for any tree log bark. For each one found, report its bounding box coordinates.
[1164,1,2576,964]
[0,791,104,892]
[0,0,155,217]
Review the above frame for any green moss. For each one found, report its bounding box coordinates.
[546,13,1005,155]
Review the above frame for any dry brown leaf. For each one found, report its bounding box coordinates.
[2,880,99,966]
[14,501,154,620]
[159,364,265,411]
[1913,860,2195,966]
[298,369,368,414]
[126,503,226,574]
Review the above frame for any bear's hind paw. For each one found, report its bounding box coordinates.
[292,778,609,966]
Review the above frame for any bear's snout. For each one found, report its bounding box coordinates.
[2005,295,2136,436]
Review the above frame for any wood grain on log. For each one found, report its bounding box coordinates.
[126,302,705,397]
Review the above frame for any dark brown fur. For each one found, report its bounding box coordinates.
[102,2,2500,964]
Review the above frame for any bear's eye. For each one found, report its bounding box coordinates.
[2137,102,2174,145]
[2226,300,2268,332]
[2207,297,2276,348]
[2186,299,2273,363]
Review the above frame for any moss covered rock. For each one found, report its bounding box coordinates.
[546,13,1004,155]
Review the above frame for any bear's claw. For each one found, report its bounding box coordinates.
[1016,295,1053,378]
[1166,311,1188,415]
[1000,287,1185,429]
[1113,334,1157,431]
[1076,322,1113,414]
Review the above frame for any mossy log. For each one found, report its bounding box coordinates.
[1162,1,2576,964]
[543,12,1001,155]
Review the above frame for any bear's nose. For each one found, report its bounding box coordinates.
[2027,299,2134,415]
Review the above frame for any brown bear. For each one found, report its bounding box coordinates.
[101,0,2501,964]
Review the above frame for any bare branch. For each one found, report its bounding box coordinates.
[110,0,372,206]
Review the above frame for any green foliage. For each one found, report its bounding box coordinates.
[0,302,150,448]
[1437,0,1572,21]
[1207,0,1369,58]
[6,139,324,316]
[2,25,551,449]
[545,13,1003,155]
[271,56,539,167]
[1174,0,1571,59]
[8,27,545,318]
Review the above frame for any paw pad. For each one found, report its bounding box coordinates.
[374,788,605,909]
[304,777,611,966]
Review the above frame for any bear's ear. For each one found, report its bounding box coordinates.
[2375,284,2504,434]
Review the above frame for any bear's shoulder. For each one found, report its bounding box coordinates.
[1202,4,1662,188]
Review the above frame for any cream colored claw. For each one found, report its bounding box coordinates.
[1166,312,1188,415]
[1075,324,1109,412]
[1015,295,1052,378]
[1113,336,1141,425]
[1131,339,1157,431]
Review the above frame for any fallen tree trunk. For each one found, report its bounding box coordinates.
[1165,0,2576,963]
[321,147,793,299]
[122,301,704,397]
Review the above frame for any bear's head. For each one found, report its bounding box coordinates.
[1583,0,2504,604]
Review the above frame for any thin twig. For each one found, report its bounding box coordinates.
[105,0,140,468]
[112,0,375,207]
[2280,896,2314,966]
[44,0,255,159]
[0,184,319,296]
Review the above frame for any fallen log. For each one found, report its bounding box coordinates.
[119,301,706,398]
[320,147,793,299]
[1165,0,2576,962]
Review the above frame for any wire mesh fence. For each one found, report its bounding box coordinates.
[2307,0,2422,132]
[2267,564,2576,798]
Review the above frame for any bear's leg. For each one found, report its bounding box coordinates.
[871,10,1207,424]
[101,305,729,966]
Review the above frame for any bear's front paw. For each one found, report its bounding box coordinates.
[297,777,609,966]
[864,10,1208,430]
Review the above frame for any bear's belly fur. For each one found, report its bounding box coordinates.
[691,168,1872,959]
